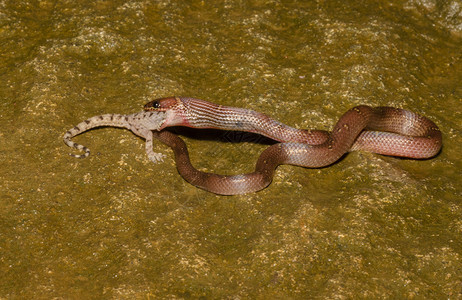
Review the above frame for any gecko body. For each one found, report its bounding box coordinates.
[63,111,167,162]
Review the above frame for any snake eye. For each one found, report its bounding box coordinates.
[144,100,161,111]
[151,101,160,109]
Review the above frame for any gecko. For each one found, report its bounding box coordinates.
[63,110,167,162]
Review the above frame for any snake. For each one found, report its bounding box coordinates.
[143,97,442,195]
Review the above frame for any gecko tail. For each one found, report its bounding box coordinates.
[63,131,91,158]
[63,114,128,158]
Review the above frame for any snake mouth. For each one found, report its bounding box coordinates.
[158,117,169,130]
[143,97,189,130]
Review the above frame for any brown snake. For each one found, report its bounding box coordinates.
[143,97,442,195]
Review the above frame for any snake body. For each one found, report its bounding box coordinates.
[144,97,442,195]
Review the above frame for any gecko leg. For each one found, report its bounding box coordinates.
[145,130,166,163]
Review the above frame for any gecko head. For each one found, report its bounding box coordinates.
[144,96,189,130]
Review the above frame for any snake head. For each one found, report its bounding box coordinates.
[144,97,189,130]
[144,97,180,111]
